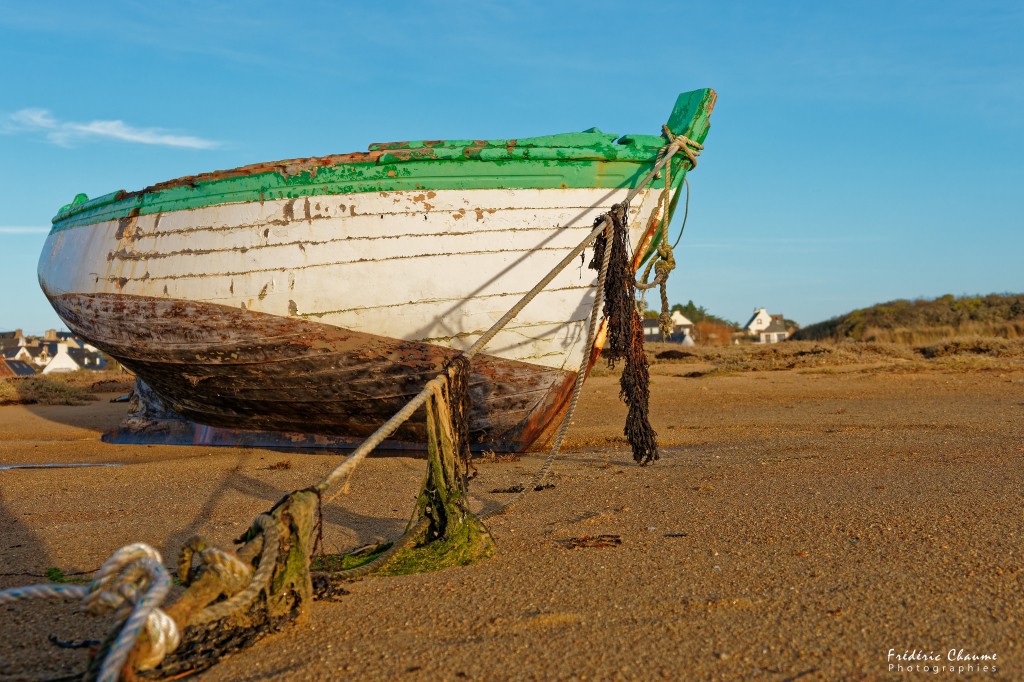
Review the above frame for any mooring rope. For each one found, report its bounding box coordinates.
[182,513,281,627]
[481,209,615,518]
[0,543,178,682]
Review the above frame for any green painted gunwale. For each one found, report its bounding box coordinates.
[50,89,715,234]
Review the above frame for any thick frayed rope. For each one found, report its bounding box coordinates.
[176,512,281,627]
[0,542,179,682]
[444,355,474,486]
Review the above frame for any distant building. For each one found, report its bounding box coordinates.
[743,308,774,335]
[5,345,43,365]
[1,328,110,369]
[759,315,790,344]
[743,308,790,343]
[642,312,695,344]
[41,342,108,374]
[0,329,25,353]
[2,359,37,376]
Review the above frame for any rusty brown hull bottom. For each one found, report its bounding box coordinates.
[50,293,577,452]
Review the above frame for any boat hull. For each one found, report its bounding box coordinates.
[41,186,662,451]
[37,88,717,451]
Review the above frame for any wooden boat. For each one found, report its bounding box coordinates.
[38,89,716,451]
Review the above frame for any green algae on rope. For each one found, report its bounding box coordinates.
[312,360,494,582]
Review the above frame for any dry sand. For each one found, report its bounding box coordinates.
[1,360,1022,680]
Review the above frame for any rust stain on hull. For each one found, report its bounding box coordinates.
[52,293,576,452]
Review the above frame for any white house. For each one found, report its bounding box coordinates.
[2,331,99,369]
[42,343,83,374]
[41,343,106,373]
[670,310,693,328]
[642,311,695,343]
[743,308,791,343]
[743,308,774,335]
[5,344,50,367]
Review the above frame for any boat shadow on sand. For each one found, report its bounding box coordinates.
[0,395,416,567]
[0,490,55,590]
[161,458,413,560]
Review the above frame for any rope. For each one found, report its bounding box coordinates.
[659,125,703,171]
[0,518,280,678]
[182,513,281,626]
[0,543,178,682]
[178,536,253,592]
[482,212,615,518]
[671,176,691,250]
[0,582,88,602]
[636,128,701,335]
[84,544,178,675]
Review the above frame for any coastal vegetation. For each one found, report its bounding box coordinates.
[0,369,133,406]
[647,338,1024,376]
[793,293,1024,343]
[671,300,738,329]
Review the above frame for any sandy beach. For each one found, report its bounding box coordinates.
[2,356,1022,680]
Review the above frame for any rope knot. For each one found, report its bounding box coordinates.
[179,535,254,594]
[83,543,180,677]
[660,125,703,169]
[659,310,674,335]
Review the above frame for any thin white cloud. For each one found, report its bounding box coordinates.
[0,226,51,234]
[3,108,219,149]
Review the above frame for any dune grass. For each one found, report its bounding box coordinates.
[645,338,1024,377]
[794,293,1024,343]
[0,369,134,406]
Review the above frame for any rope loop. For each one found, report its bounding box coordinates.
[82,544,179,677]
[0,543,180,680]
[188,513,280,626]
[659,124,703,170]
[178,534,253,594]
[176,535,209,586]
[637,127,698,334]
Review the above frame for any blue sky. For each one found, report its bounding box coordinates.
[1,0,1021,333]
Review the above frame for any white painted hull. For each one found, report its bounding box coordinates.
[40,187,666,372]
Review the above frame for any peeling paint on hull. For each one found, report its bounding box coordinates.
[41,187,662,371]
